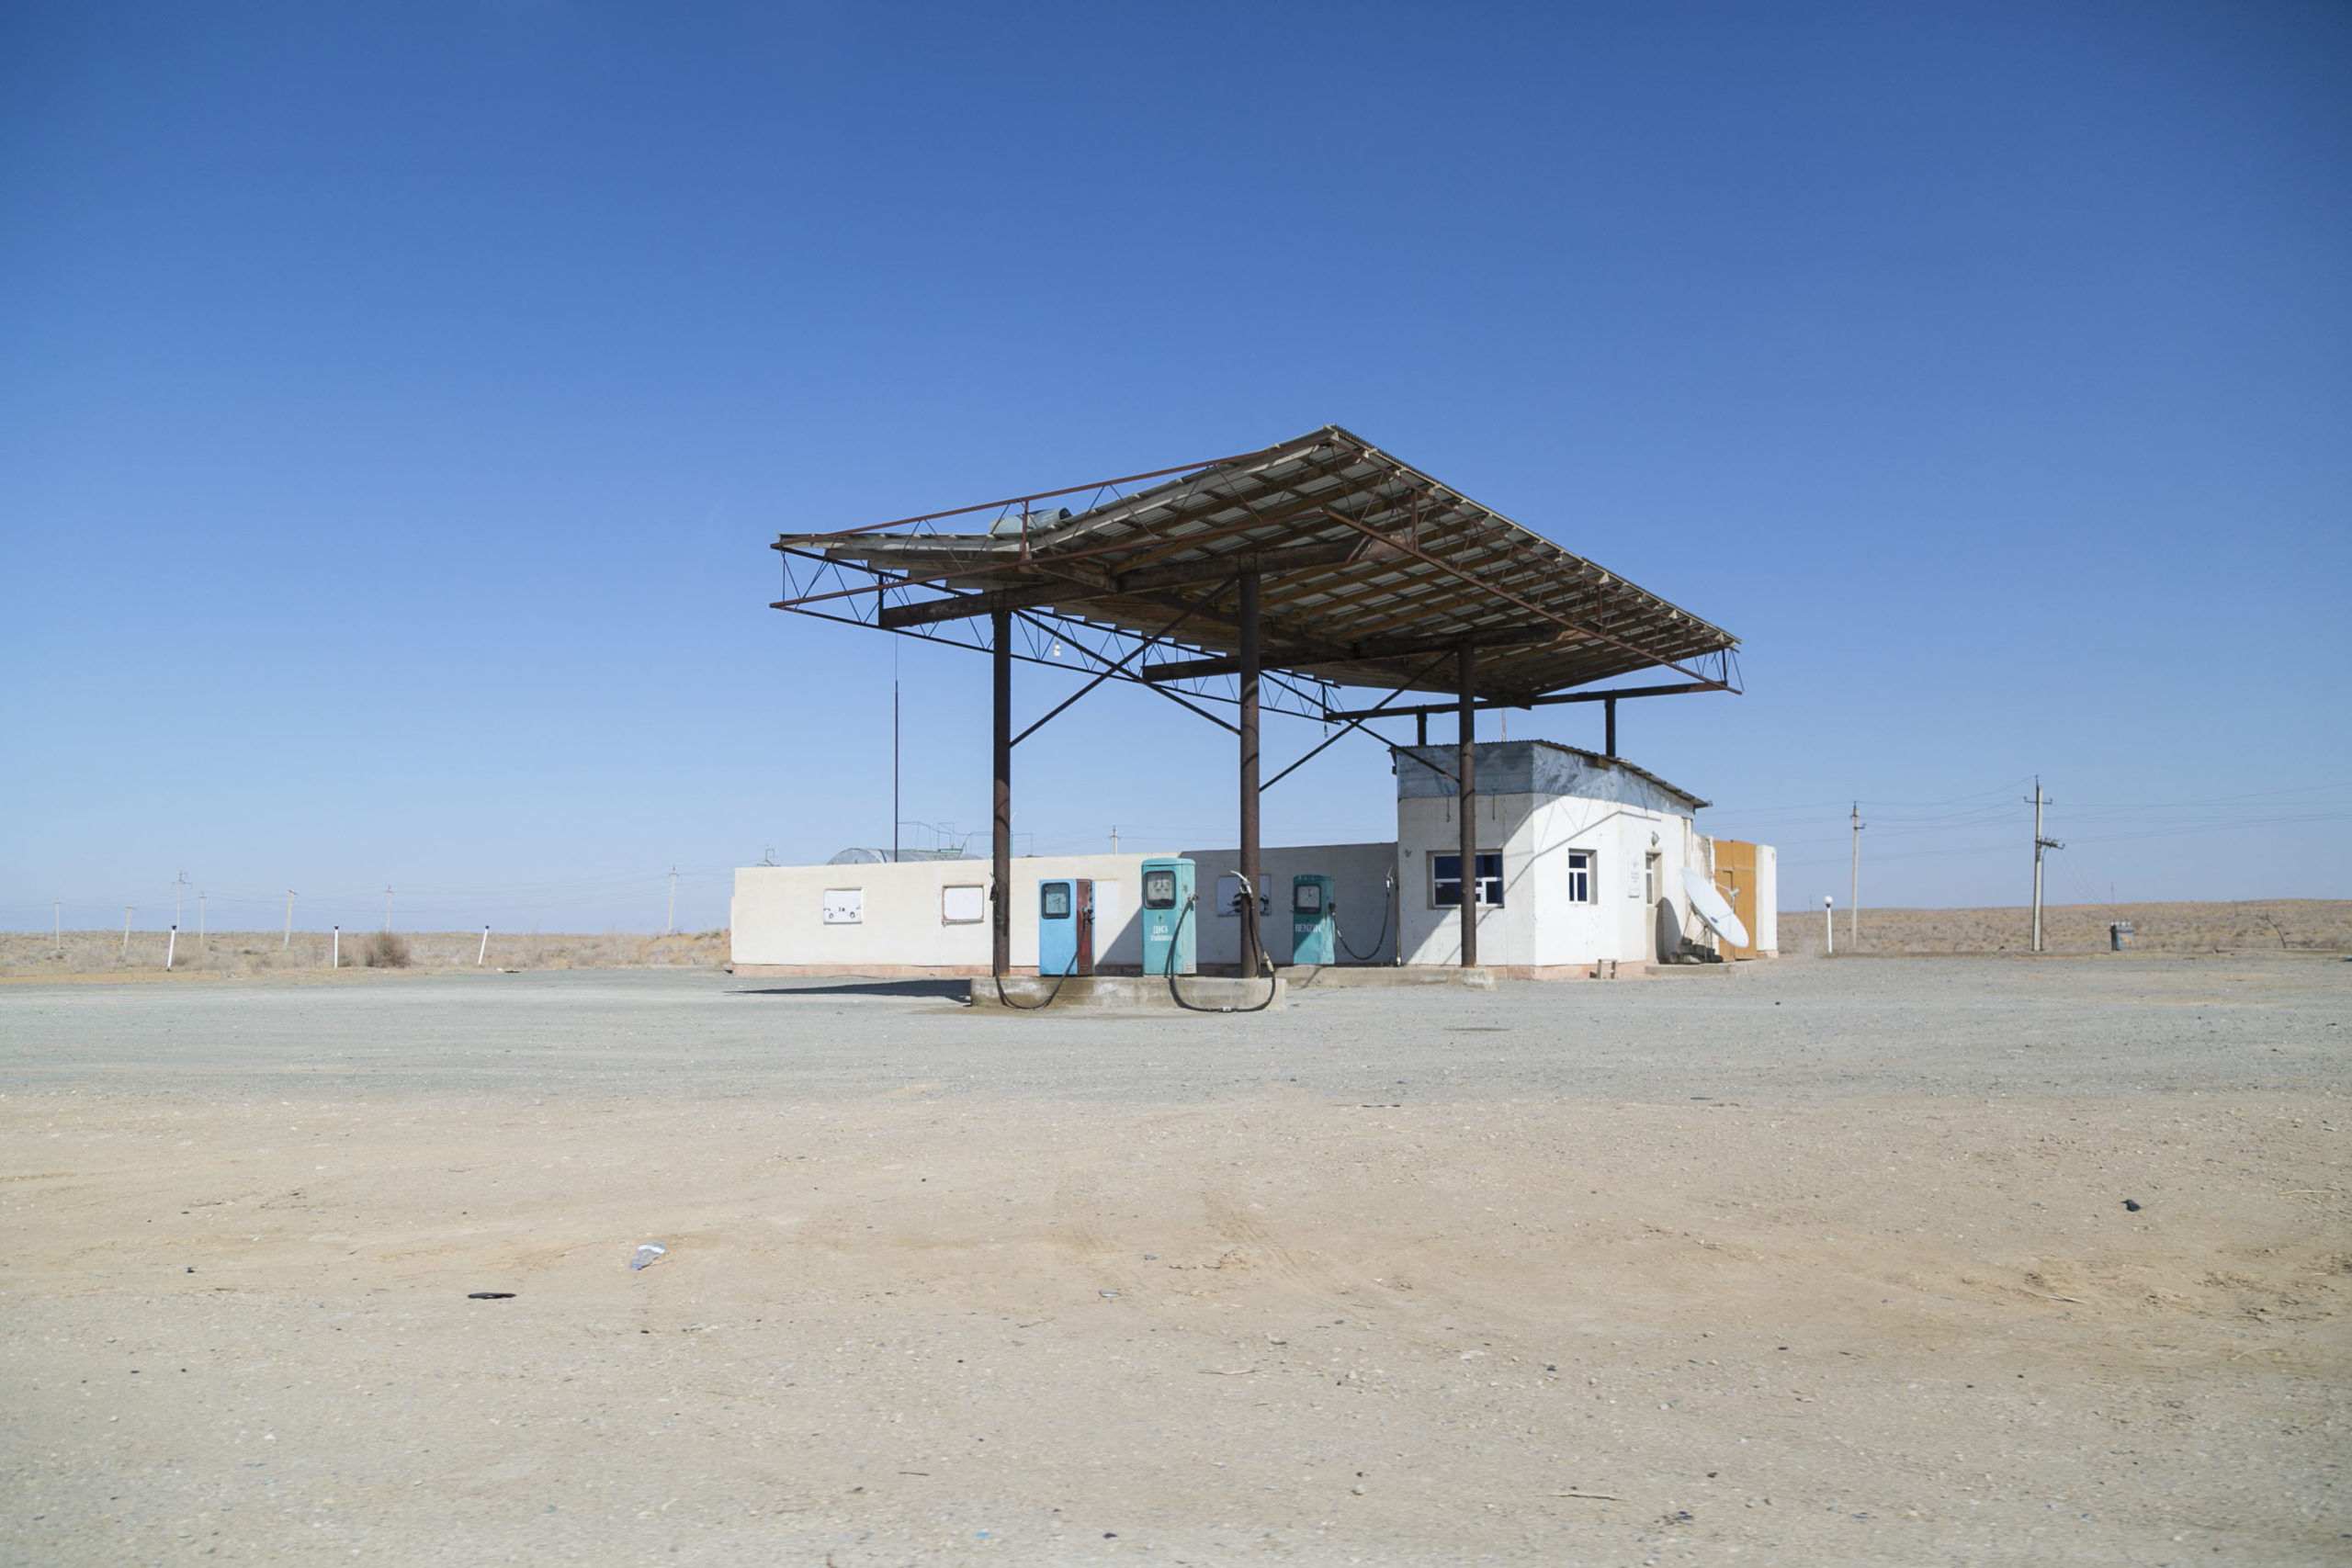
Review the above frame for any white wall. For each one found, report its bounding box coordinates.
[1177,841,1398,967]
[730,841,1398,973]
[732,853,1148,973]
[1395,790,1696,967]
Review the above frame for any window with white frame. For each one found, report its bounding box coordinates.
[1431,852,1504,908]
[941,885,985,924]
[1566,850,1593,903]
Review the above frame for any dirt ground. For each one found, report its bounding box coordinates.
[1,953,2344,1565]
[1778,900,2352,958]
[0,929,730,979]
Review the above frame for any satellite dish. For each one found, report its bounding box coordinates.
[1680,867,1750,950]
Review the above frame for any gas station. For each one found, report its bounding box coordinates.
[743,427,1770,1004]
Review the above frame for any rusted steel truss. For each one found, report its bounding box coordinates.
[770,424,1740,727]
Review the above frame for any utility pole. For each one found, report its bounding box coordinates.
[1849,803,1865,943]
[2029,778,2064,952]
[284,891,297,948]
[665,867,677,936]
[383,886,392,932]
[1110,826,1119,854]
[122,906,135,955]
[198,891,206,946]
[174,871,190,930]
[54,900,62,952]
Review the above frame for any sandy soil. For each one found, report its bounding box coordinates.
[1,956,2345,1565]
[1777,900,2352,958]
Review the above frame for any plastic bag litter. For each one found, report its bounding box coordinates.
[630,1243,667,1270]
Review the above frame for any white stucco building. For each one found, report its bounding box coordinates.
[731,739,1772,979]
[1392,740,1772,973]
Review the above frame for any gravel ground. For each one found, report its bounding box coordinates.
[1,953,2345,1566]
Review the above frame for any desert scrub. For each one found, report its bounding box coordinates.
[361,931,412,967]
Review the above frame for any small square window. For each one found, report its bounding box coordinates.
[941,885,986,925]
[1566,850,1593,904]
[1431,852,1503,908]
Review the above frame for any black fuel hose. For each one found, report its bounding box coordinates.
[1167,879,1278,1014]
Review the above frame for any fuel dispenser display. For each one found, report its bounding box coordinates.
[1037,878,1094,977]
[1139,858,1196,976]
[1290,874,1337,964]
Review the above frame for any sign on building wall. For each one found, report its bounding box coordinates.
[822,888,863,925]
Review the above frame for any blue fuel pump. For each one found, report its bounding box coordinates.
[1037,878,1094,976]
[1290,874,1337,964]
[1138,858,1196,976]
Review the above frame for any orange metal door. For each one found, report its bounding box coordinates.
[1710,839,1759,961]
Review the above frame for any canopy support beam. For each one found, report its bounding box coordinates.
[1238,569,1263,977]
[1457,642,1477,970]
[992,606,1012,976]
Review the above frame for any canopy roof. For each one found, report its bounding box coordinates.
[774,425,1737,703]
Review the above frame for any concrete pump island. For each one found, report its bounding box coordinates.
[5,433,2343,1567]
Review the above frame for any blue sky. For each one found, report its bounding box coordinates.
[4,1,2347,934]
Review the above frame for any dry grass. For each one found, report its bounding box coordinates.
[1777,897,2352,955]
[0,929,731,978]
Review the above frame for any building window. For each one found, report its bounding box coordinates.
[1644,852,1660,905]
[941,885,985,924]
[1432,852,1504,908]
[821,888,863,925]
[1566,850,1593,904]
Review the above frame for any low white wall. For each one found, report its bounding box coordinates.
[1177,841,1398,967]
[730,841,1398,974]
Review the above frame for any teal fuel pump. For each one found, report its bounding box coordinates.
[1139,857,1196,976]
[1290,874,1337,964]
[1038,878,1094,977]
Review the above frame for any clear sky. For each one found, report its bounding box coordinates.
[4,1,2347,935]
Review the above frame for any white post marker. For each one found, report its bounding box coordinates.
[332,926,340,968]
[284,891,297,948]
[165,925,178,970]
[478,926,490,966]
[1823,894,1835,955]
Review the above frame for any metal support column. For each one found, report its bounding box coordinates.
[1456,641,1477,968]
[1238,570,1263,976]
[992,606,1012,976]
[1604,696,1617,759]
